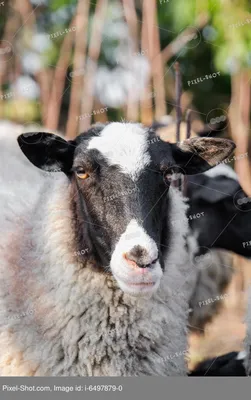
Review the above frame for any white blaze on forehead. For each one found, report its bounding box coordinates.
[87,123,151,179]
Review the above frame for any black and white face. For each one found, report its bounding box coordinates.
[187,165,251,258]
[18,122,235,296]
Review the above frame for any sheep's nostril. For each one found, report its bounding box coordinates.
[123,253,138,268]
[138,257,159,269]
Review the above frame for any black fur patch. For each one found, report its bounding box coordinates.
[187,172,251,257]
[17,132,76,174]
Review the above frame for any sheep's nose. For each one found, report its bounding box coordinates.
[123,245,158,269]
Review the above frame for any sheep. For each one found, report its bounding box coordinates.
[188,249,233,330]
[153,118,251,257]
[0,122,235,376]
[153,118,251,333]
[189,351,247,376]
[190,281,250,377]
[152,119,238,330]
[185,163,251,330]
[187,164,251,258]
[191,284,250,376]
[245,287,251,375]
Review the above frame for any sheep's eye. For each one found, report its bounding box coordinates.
[76,170,89,180]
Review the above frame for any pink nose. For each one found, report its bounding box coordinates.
[123,245,158,269]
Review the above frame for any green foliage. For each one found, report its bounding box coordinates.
[159,0,251,73]
[157,0,251,119]
[1,0,250,125]
[49,0,78,11]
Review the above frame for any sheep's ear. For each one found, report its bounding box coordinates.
[17,132,76,174]
[170,137,236,175]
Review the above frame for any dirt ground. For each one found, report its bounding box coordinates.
[188,255,251,371]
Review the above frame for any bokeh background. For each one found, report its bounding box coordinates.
[1,0,251,370]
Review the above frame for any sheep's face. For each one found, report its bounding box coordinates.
[18,123,235,297]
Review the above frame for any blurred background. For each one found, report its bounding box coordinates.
[1,0,251,371]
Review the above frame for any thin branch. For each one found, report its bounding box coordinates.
[0,0,21,105]
[186,109,192,139]
[65,0,91,139]
[122,0,139,51]
[229,72,251,195]
[151,1,166,119]
[175,62,182,143]
[93,100,108,123]
[140,0,154,125]
[45,17,76,130]
[12,0,37,39]
[122,0,139,122]
[79,0,108,133]
[161,14,208,64]
[36,69,51,126]
[182,110,192,196]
